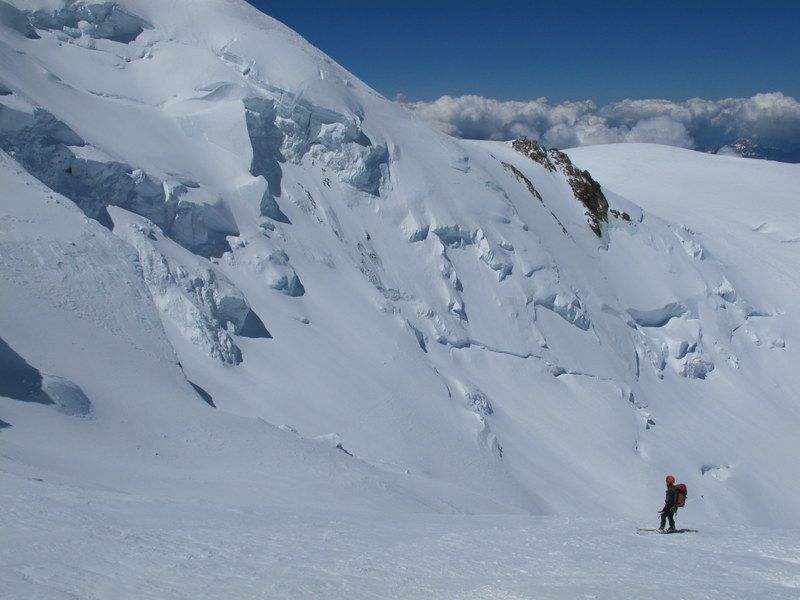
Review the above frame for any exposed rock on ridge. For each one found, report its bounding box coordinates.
[511,137,609,236]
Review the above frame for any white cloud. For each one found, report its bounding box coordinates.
[401,92,800,157]
[626,116,694,147]
[725,92,800,141]
[402,95,596,142]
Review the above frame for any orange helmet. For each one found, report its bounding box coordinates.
[666,475,676,484]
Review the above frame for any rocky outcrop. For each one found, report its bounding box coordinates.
[511,137,609,237]
[501,161,544,202]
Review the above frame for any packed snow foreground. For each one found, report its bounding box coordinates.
[1,1,799,597]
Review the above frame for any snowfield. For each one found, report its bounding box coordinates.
[4,471,800,599]
[2,0,800,597]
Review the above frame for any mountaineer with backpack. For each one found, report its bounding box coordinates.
[659,475,687,532]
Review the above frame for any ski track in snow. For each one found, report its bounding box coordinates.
[3,474,800,600]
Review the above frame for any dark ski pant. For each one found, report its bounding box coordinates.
[660,508,676,530]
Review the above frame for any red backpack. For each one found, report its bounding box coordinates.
[674,483,687,507]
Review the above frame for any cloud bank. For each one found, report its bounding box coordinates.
[401,93,800,161]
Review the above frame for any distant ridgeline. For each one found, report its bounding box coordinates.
[726,139,800,163]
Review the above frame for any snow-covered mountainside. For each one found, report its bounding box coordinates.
[2,0,800,551]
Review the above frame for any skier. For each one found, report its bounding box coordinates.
[659,475,678,532]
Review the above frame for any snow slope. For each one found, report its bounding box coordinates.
[4,470,800,600]
[2,1,800,596]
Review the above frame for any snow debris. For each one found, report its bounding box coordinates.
[0,105,236,257]
[40,374,91,416]
[29,2,151,44]
[112,210,270,364]
[702,464,733,481]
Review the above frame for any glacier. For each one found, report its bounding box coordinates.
[1,1,800,597]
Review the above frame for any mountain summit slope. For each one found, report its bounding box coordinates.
[2,0,800,529]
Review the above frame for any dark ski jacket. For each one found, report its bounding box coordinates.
[662,482,678,512]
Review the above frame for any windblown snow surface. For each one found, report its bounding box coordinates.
[1,1,800,598]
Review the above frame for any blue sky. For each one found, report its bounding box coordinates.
[246,1,799,105]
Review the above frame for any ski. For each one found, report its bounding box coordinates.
[637,528,698,534]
